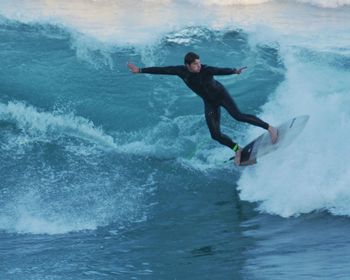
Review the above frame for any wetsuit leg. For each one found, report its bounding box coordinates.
[204,101,236,149]
[220,90,269,130]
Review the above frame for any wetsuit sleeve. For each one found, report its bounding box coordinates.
[205,66,237,75]
[139,66,184,75]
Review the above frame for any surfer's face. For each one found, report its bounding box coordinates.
[187,59,201,73]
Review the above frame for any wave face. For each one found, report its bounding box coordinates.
[0,0,349,237]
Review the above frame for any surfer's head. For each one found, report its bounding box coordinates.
[184,52,201,73]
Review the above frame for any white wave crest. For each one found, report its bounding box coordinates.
[0,101,116,148]
[238,48,350,218]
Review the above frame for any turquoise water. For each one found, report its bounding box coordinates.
[1,0,350,279]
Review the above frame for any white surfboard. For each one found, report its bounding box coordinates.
[234,115,310,166]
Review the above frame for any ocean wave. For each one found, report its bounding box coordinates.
[0,0,349,225]
[1,0,348,50]
[0,0,348,58]
[0,101,116,149]
[0,101,157,235]
[238,45,350,218]
[0,172,154,234]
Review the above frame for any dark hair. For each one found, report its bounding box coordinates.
[184,52,199,65]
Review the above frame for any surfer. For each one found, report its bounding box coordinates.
[128,52,278,165]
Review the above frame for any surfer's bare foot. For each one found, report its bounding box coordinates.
[234,148,242,166]
[268,126,278,144]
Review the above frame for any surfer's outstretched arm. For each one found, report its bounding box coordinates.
[206,66,247,76]
[127,63,183,75]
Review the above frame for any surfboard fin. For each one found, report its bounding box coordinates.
[224,156,235,163]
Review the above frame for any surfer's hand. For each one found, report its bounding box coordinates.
[236,66,247,74]
[127,62,140,74]
[234,148,242,166]
[268,126,278,144]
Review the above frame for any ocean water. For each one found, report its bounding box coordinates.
[1,0,350,279]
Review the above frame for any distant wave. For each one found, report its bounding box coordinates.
[190,0,271,5]
[192,0,350,8]
[0,0,348,49]
[295,0,350,8]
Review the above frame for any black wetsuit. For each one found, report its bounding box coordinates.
[140,65,269,149]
